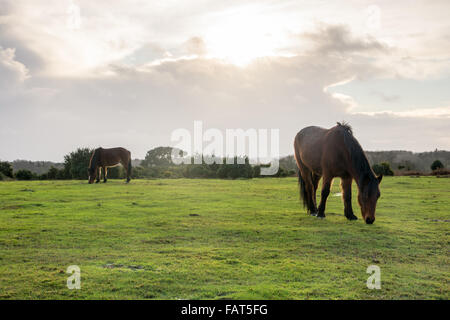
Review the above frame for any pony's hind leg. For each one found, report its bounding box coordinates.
[120,159,131,183]
[294,147,316,215]
[317,175,332,218]
[341,177,357,220]
[103,166,107,183]
[312,173,321,211]
[126,160,131,183]
[96,167,101,183]
[298,168,317,215]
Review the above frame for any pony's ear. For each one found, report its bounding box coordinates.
[377,174,383,184]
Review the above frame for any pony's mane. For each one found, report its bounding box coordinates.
[338,123,375,185]
[336,121,353,135]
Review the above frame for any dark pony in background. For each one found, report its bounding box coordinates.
[294,122,382,224]
[88,147,132,184]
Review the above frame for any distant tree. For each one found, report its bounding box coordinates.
[130,166,146,179]
[212,157,252,179]
[252,165,261,178]
[372,162,394,176]
[47,166,60,180]
[216,165,229,179]
[275,167,289,177]
[63,148,93,179]
[141,147,186,167]
[57,168,69,180]
[278,155,298,172]
[38,173,48,180]
[431,160,444,171]
[0,161,13,178]
[15,169,34,180]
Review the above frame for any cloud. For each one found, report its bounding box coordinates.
[302,24,388,55]
[184,37,207,56]
[2,45,448,161]
[0,0,146,76]
[0,46,29,87]
[355,106,450,119]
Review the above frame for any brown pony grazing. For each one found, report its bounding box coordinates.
[88,147,132,184]
[294,122,382,224]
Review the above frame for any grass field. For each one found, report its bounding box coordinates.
[0,177,448,299]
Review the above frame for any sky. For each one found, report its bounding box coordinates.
[0,0,449,162]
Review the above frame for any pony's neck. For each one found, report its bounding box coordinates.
[352,156,376,188]
[339,124,376,188]
[90,149,100,169]
[348,144,375,188]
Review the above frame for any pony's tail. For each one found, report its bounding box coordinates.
[297,169,308,209]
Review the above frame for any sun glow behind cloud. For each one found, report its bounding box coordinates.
[203,6,292,66]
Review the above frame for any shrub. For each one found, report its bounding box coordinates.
[56,169,69,180]
[430,168,450,176]
[372,162,394,176]
[38,173,48,180]
[275,167,289,177]
[47,167,60,180]
[141,147,186,167]
[185,164,216,178]
[131,166,146,179]
[431,160,444,171]
[0,161,13,178]
[15,169,34,180]
[63,148,92,180]
[252,165,261,178]
[216,166,229,179]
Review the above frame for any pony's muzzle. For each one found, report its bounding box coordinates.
[365,217,375,224]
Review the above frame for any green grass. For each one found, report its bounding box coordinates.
[0,177,448,299]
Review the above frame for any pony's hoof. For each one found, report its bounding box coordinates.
[95,180,100,184]
[346,214,358,221]
[316,214,326,219]
[310,212,318,217]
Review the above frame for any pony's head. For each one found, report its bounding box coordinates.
[87,166,96,184]
[358,174,382,224]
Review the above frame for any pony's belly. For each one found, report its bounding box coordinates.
[106,163,121,168]
[103,158,122,167]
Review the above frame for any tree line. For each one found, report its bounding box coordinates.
[0,147,447,181]
[0,147,296,181]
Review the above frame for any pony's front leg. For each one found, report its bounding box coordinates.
[96,167,101,183]
[317,176,332,218]
[103,167,107,183]
[341,177,357,220]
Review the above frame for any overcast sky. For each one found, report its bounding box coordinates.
[1,0,449,162]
